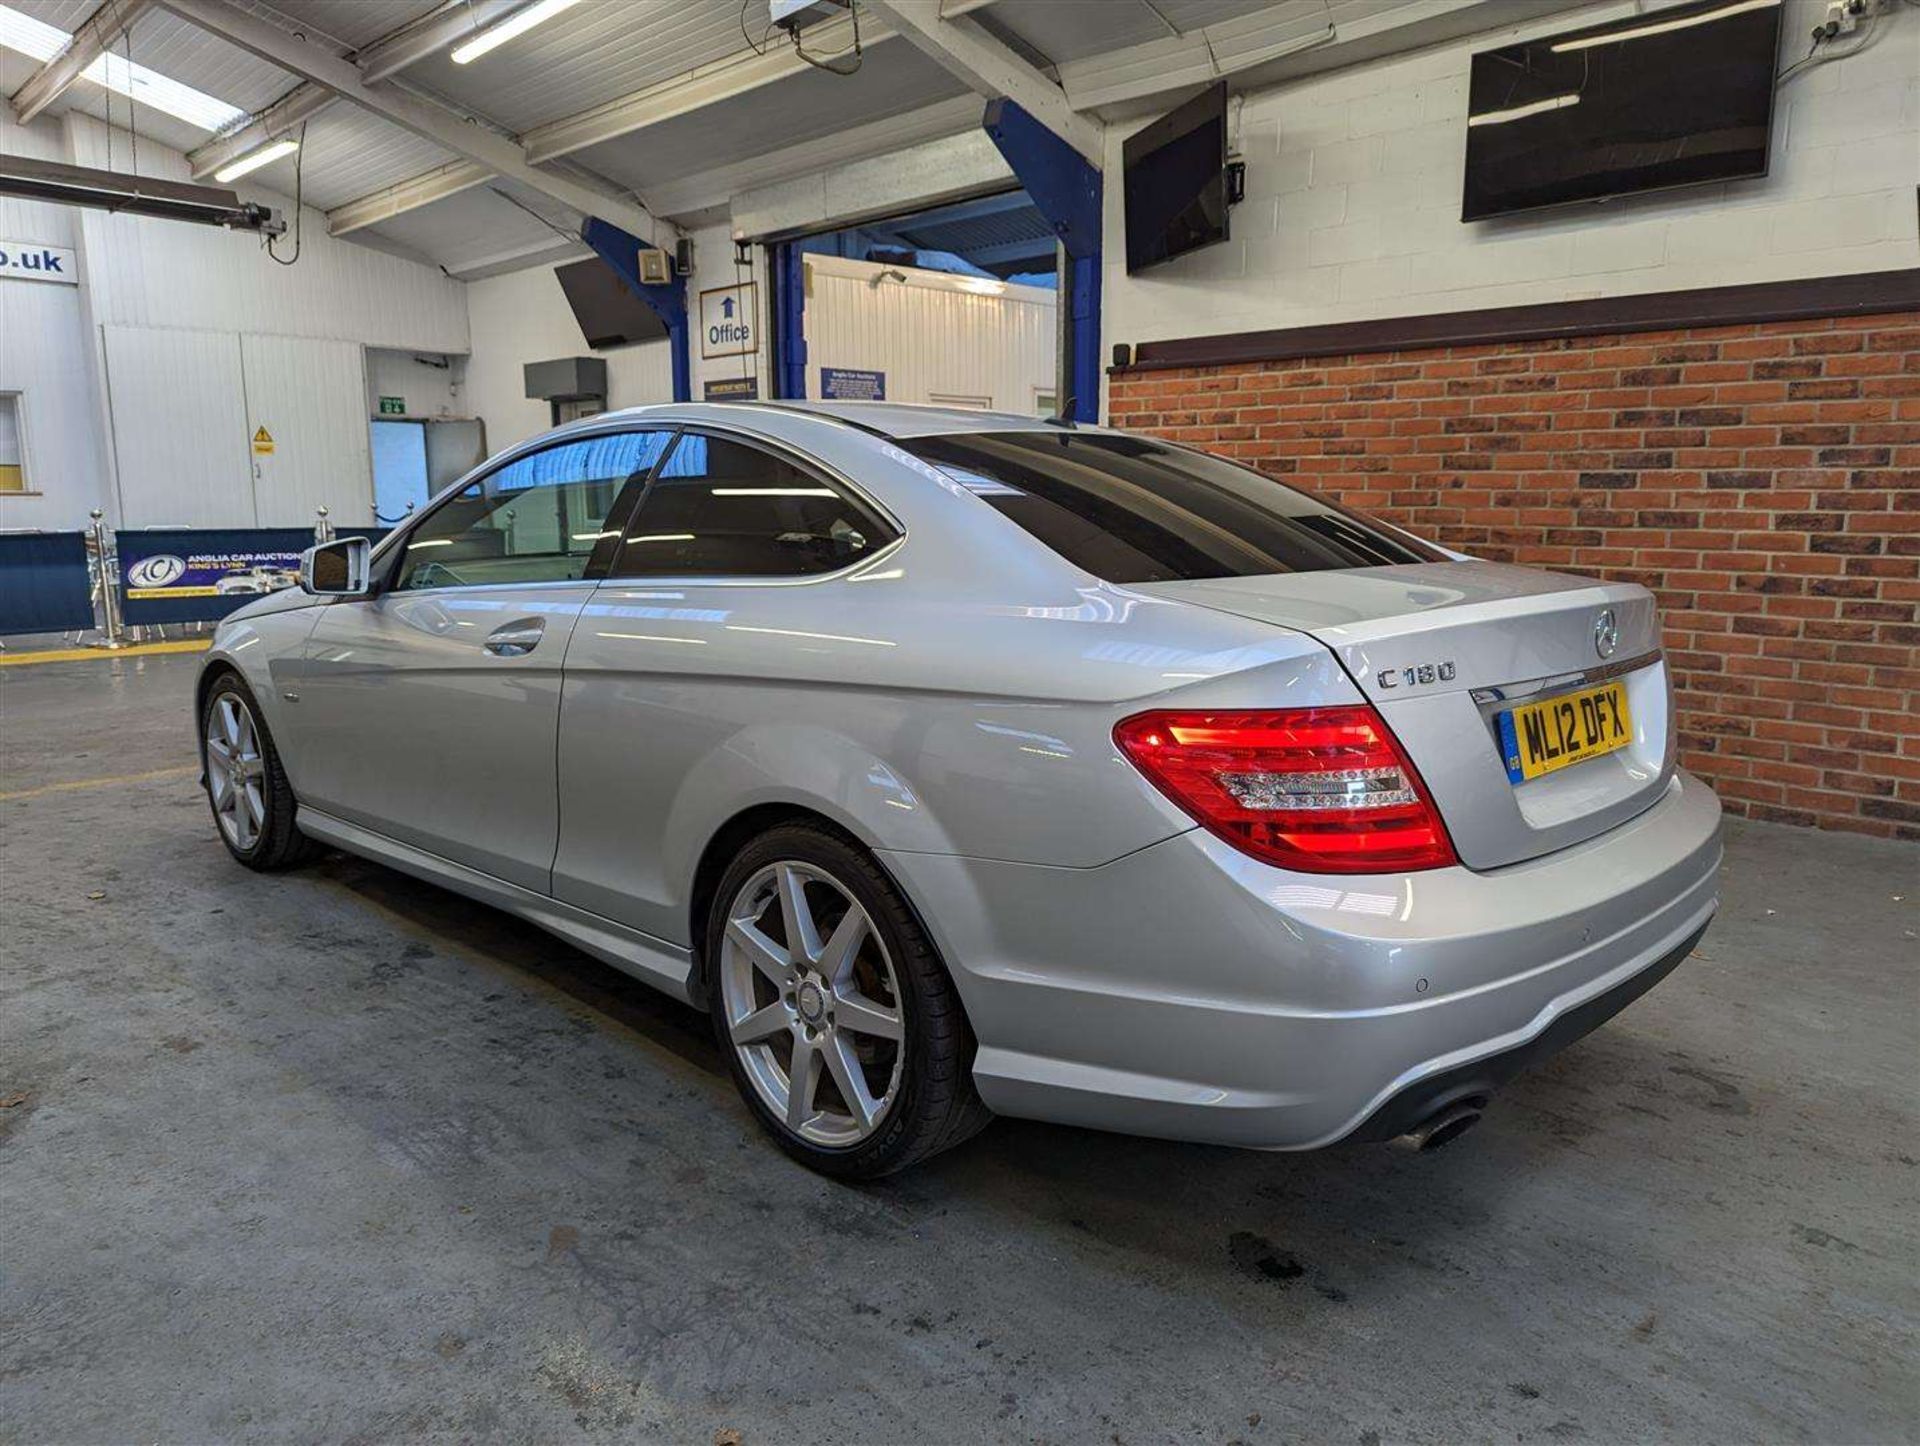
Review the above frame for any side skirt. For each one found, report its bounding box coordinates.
[296,808,697,1005]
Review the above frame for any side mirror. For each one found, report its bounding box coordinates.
[300,536,371,597]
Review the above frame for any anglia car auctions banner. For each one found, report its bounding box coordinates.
[116,527,386,625]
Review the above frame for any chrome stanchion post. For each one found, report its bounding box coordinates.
[314,505,333,545]
[89,508,127,650]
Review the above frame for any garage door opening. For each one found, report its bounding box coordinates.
[770,189,1063,418]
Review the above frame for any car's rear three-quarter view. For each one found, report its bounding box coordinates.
[195,401,1721,1177]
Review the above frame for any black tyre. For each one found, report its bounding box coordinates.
[705,823,991,1179]
[199,672,316,871]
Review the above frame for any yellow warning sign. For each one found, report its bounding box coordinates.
[251,426,275,456]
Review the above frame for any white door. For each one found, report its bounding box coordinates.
[102,325,251,526]
[241,334,374,526]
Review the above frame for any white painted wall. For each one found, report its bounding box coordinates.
[365,348,467,420]
[0,110,105,531]
[0,112,469,532]
[804,253,1057,413]
[65,114,467,351]
[464,261,674,451]
[1104,0,1920,352]
[691,221,774,405]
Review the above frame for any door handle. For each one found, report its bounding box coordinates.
[483,619,545,657]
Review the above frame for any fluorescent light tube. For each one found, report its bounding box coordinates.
[214,138,298,183]
[450,0,583,64]
[1550,0,1779,53]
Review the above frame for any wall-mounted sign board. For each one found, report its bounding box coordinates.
[704,377,759,401]
[0,241,77,284]
[820,367,885,401]
[378,396,406,415]
[700,283,757,359]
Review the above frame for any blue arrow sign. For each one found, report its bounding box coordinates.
[721,296,735,318]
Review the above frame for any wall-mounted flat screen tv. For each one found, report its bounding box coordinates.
[555,257,670,350]
[1124,80,1229,273]
[1462,0,1783,222]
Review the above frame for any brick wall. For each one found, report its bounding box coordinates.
[1108,311,1920,840]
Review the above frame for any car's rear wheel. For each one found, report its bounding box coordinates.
[706,824,990,1178]
[200,674,314,871]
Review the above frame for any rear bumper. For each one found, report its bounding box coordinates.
[1341,917,1707,1142]
[880,768,1721,1150]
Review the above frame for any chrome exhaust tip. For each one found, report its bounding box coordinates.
[1392,1099,1485,1152]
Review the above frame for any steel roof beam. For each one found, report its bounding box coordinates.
[187,0,524,180]
[187,81,333,180]
[325,159,490,235]
[153,0,667,241]
[10,0,155,125]
[358,0,524,82]
[863,0,1102,167]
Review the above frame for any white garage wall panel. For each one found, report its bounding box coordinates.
[464,263,674,451]
[102,326,252,527]
[65,115,469,353]
[804,254,1056,414]
[241,334,375,526]
[0,111,107,529]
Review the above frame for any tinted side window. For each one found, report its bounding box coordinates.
[611,433,894,578]
[395,430,671,591]
[903,431,1443,583]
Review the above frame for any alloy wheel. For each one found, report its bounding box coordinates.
[718,860,905,1147]
[204,693,267,852]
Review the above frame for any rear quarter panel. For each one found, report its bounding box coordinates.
[550,565,1357,946]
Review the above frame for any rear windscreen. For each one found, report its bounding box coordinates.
[903,430,1443,583]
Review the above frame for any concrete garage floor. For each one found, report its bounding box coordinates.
[2,653,1914,1445]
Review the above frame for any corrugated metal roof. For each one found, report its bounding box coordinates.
[291,107,466,210]
[572,40,968,193]
[363,181,578,274]
[7,0,98,31]
[26,81,210,156]
[400,0,755,139]
[6,0,298,121]
[122,7,301,115]
[895,205,1053,256]
[990,0,1286,67]
[248,0,437,52]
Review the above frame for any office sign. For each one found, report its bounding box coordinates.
[700,283,757,359]
[0,241,77,285]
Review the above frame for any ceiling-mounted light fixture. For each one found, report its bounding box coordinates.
[450,0,583,64]
[213,138,298,183]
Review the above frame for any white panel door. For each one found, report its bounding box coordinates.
[102,325,252,526]
[241,334,375,526]
[237,332,370,526]
[803,254,1056,412]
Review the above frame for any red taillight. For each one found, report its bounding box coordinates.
[1113,705,1457,874]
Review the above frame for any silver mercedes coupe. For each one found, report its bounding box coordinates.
[196,402,1722,1177]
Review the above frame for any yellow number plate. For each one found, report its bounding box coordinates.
[1495,680,1634,784]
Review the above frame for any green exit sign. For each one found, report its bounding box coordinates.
[378,396,406,415]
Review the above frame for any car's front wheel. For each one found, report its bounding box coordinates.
[706,824,990,1178]
[200,674,314,871]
